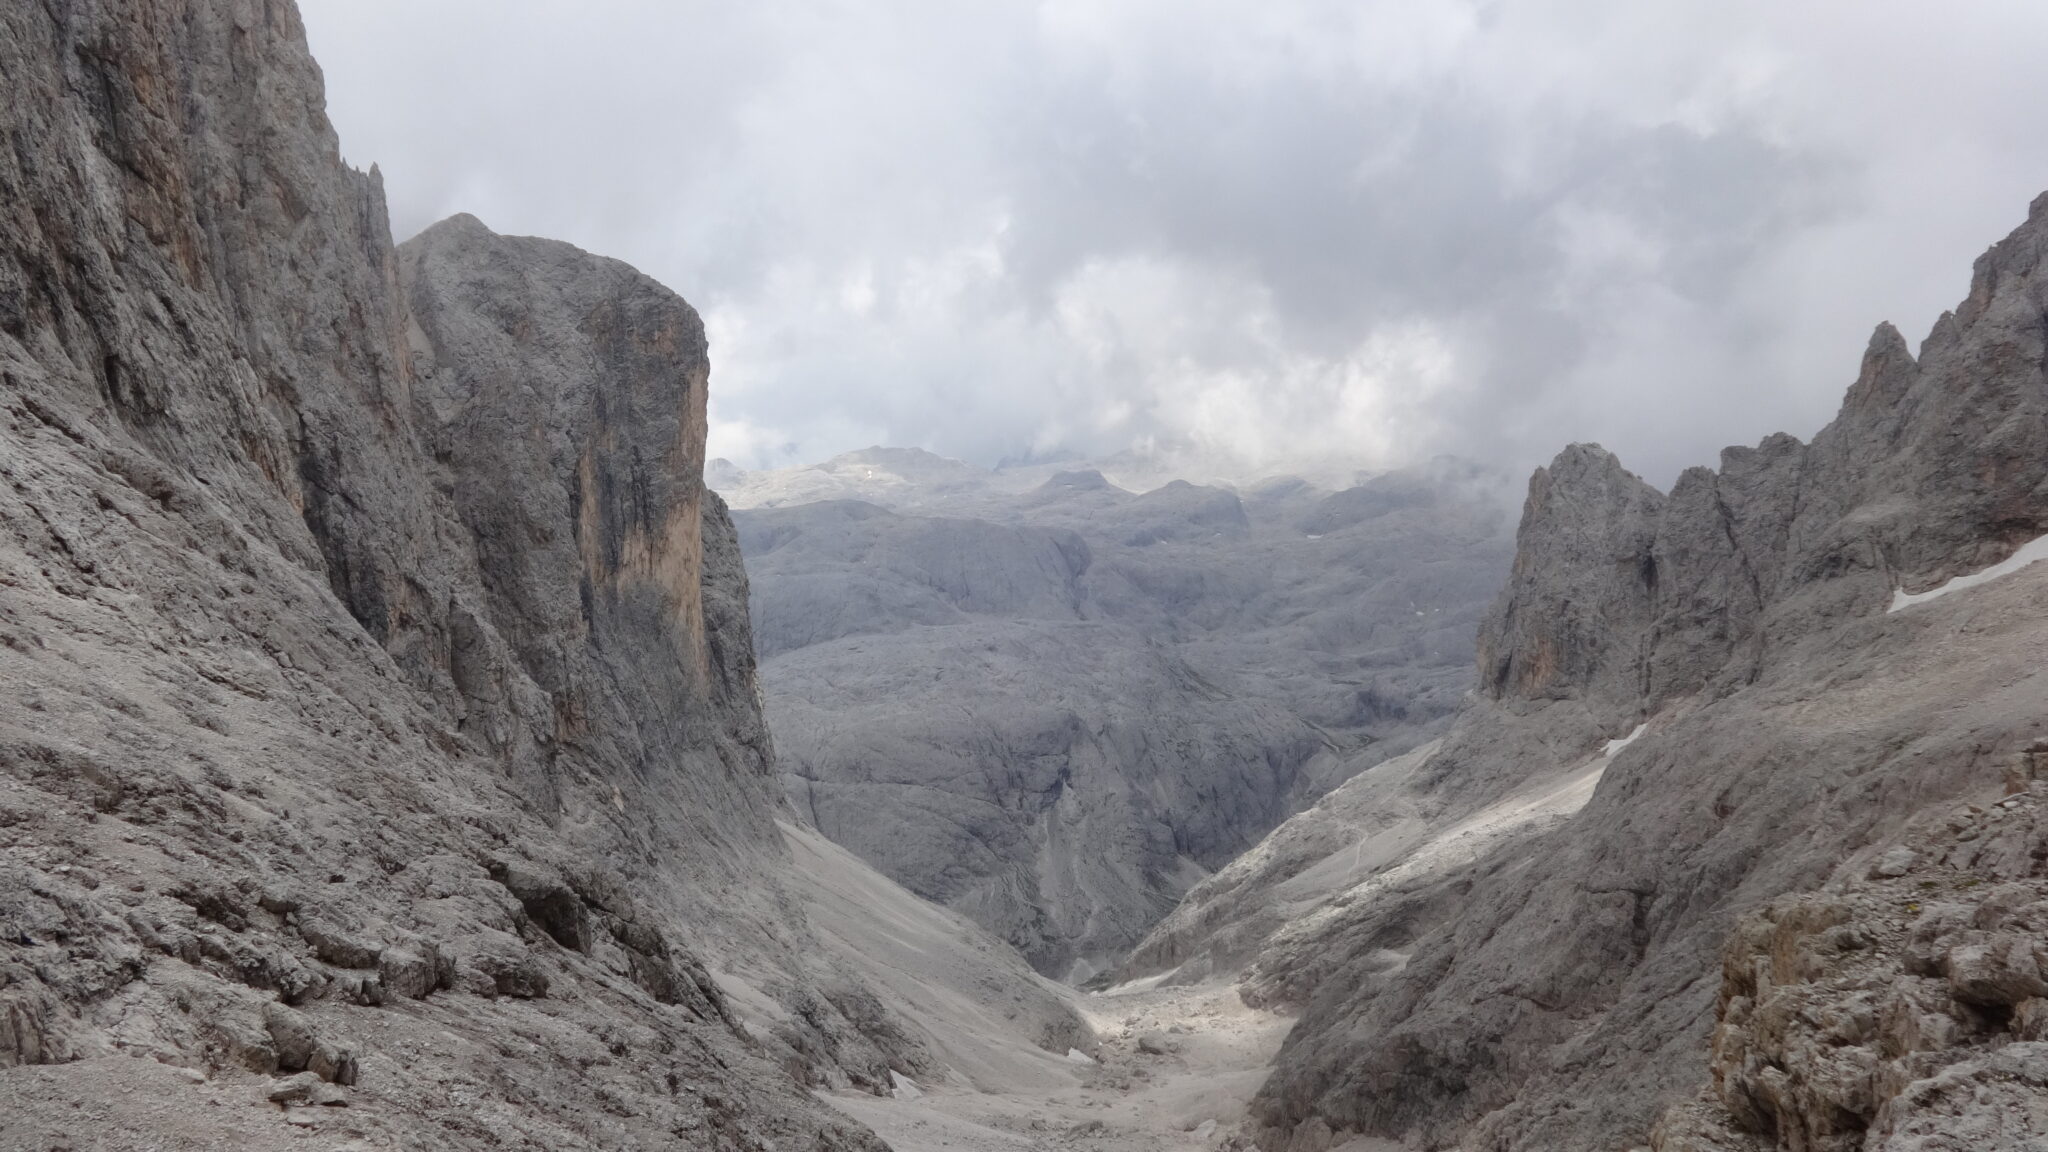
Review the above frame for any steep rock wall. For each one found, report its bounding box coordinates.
[0,2,919,1146]
[1251,196,2048,1151]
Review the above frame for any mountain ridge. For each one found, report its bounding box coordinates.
[725,452,1516,976]
[1221,194,2048,1151]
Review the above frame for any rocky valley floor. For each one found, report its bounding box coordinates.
[817,983,1294,1152]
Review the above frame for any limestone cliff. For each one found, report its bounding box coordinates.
[0,1,957,1145]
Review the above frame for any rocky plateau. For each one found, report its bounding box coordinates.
[718,453,1514,978]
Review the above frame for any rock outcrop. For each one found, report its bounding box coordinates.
[0,2,1061,1145]
[1245,196,2048,1150]
[1475,443,1665,712]
[726,457,1514,977]
[1654,776,2048,1151]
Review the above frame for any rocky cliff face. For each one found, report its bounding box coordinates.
[724,457,1514,978]
[1245,197,2048,1151]
[0,2,1001,1146]
[397,214,771,883]
[1654,772,2048,1152]
[1475,443,1665,713]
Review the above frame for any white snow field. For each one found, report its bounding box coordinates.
[1890,533,2048,612]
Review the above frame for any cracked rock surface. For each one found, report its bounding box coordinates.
[1654,784,2048,1152]
[0,1,1069,1146]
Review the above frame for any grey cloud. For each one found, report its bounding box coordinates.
[300,0,2048,486]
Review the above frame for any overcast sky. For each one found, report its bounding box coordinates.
[300,1,2048,487]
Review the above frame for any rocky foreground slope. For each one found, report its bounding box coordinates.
[0,3,1083,1147]
[1220,198,2048,1150]
[1654,779,2048,1151]
[719,455,1512,977]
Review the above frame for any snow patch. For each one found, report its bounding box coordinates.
[1311,754,1612,925]
[1601,723,1648,760]
[1889,534,2048,613]
[890,1070,924,1100]
[1065,1047,1097,1065]
[1095,969,1177,996]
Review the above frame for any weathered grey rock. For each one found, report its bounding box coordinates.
[267,1071,322,1104]
[1136,1032,1178,1056]
[1873,847,1918,878]
[0,1,1048,1146]
[1646,790,2048,1152]
[1246,195,2048,1150]
[1866,1042,2048,1152]
[1475,443,1664,716]
[731,458,1514,976]
[262,1002,352,1084]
